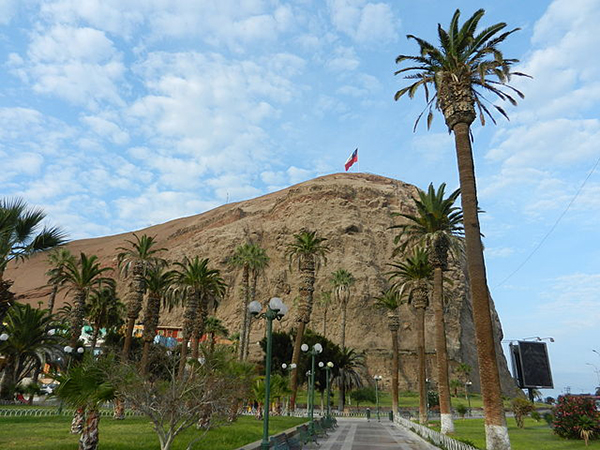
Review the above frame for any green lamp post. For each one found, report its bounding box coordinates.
[302,342,323,436]
[282,363,297,415]
[374,375,382,422]
[320,361,334,421]
[249,297,289,450]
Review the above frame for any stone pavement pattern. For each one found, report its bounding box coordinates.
[317,418,439,450]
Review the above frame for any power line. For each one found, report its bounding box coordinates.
[495,152,600,288]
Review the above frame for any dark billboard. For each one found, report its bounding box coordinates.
[510,341,554,389]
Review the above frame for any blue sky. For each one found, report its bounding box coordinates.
[1,0,599,397]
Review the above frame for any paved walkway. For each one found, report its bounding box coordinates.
[316,418,439,450]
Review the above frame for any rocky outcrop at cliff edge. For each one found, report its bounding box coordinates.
[5,172,517,395]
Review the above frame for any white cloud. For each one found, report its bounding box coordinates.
[113,186,219,228]
[81,114,129,145]
[0,0,17,25]
[485,246,515,259]
[327,0,397,44]
[11,25,125,108]
[326,46,360,71]
[540,273,600,329]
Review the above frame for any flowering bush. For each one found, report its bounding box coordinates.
[552,395,600,440]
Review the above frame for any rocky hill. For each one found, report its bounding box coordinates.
[5,172,516,394]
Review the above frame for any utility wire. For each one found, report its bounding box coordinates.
[495,152,600,288]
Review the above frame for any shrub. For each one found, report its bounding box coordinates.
[543,412,554,426]
[455,403,469,418]
[427,390,439,409]
[512,397,534,428]
[530,410,541,422]
[552,395,600,440]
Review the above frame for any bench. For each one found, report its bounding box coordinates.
[268,429,307,449]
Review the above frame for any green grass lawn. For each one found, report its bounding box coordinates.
[432,417,600,450]
[295,389,515,410]
[0,414,307,450]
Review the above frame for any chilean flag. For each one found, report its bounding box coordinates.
[344,148,358,171]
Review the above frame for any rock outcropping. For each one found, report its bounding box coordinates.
[6,173,516,394]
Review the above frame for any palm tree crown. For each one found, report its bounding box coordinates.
[394,8,529,130]
[286,230,329,271]
[392,183,463,267]
[0,197,67,278]
[388,247,433,306]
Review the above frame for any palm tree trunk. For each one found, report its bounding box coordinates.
[79,407,100,450]
[71,407,85,433]
[416,307,427,425]
[239,267,250,361]
[338,369,346,412]
[0,355,16,400]
[70,291,86,348]
[289,320,306,411]
[341,302,347,350]
[28,361,42,405]
[0,278,15,325]
[453,122,509,449]
[244,271,258,360]
[289,256,315,411]
[90,324,101,351]
[122,262,145,361]
[48,284,58,315]
[178,290,198,378]
[141,292,161,375]
[390,328,399,416]
[433,266,454,434]
[191,293,208,361]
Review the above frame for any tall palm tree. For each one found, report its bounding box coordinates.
[171,256,225,376]
[389,248,433,425]
[0,303,61,399]
[373,288,402,417]
[55,253,114,347]
[229,242,269,361]
[0,197,67,321]
[140,263,176,375]
[117,234,167,360]
[394,9,528,448]
[45,248,75,315]
[285,230,329,410]
[391,183,464,434]
[330,269,356,351]
[317,290,332,338]
[330,268,355,411]
[86,285,124,350]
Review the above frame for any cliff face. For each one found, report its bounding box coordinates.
[5,172,515,394]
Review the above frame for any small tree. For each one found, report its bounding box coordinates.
[511,398,534,428]
[349,386,377,408]
[55,355,116,450]
[552,395,600,440]
[109,351,245,450]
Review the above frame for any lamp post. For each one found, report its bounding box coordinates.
[282,363,297,415]
[324,362,334,421]
[374,375,382,422]
[248,297,288,450]
[301,342,323,436]
[465,381,472,413]
[586,363,600,386]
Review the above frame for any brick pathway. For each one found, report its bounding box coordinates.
[317,418,439,450]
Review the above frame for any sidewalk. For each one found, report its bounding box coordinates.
[317,418,439,450]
